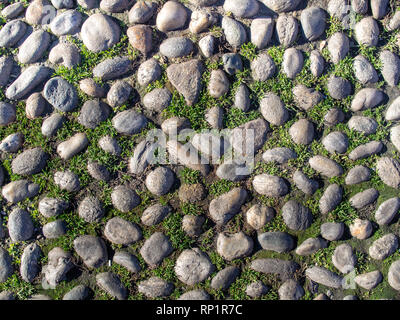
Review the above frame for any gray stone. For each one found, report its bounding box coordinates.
[96,272,127,300]
[137,58,161,86]
[143,88,171,113]
[352,0,368,13]
[182,215,205,237]
[310,50,325,77]
[87,161,110,181]
[178,290,210,300]
[81,13,120,52]
[221,16,247,49]
[380,50,400,87]
[8,208,34,242]
[293,85,323,111]
[145,166,175,196]
[250,258,300,280]
[156,0,187,32]
[375,197,400,226]
[141,204,171,226]
[211,266,240,290]
[369,234,398,260]
[233,84,250,111]
[128,140,156,174]
[283,48,303,79]
[111,185,140,213]
[25,0,54,25]
[348,141,383,161]
[160,37,193,58]
[289,119,314,145]
[79,78,106,97]
[175,249,214,285]
[224,0,258,18]
[140,232,173,267]
[260,92,288,126]
[0,249,12,283]
[166,59,203,106]
[78,196,104,223]
[354,55,378,84]
[161,116,191,135]
[261,0,301,12]
[354,271,382,290]
[324,108,345,126]
[345,165,371,185]
[327,75,351,100]
[250,18,274,49]
[63,285,90,300]
[18,30,50,64]
[208,70,229,98]
[216,231,253,261]
[206,106,224,129]
[50,10,82,36]
[42,247,73,288]
[167,140,210,175]
[100,0,131,12]
[21,243,42,282]
[138,277,173,298]
[0,291,14,300]
[386,96,400,121]
[258,232,295,253]
[57,133,89,160]
[388,10,400,31]
[99,135,121,155]
[128,24,152,54]
[355,17,379,47]
[104,217,142,245]
[295,238,327,256]
[107,81,132,108]
[262,147,296,164]
[12,147,47,176]
[2,180,39,203]
[113,251,141,273]
[112,109,147,135]
[332,244,356,274]
[0,102,15,126]
[328,32,349,64]
[322,132,348,154]
[0,132,23,153]
[252,174,288,198]
[0,56,13,87]
[305,266,343,288]
[350,188,379,209]
[376,157,400,188]
[0,20,26,47]
[319,184,343,214]
[129,1,155,24]
[1,2,24,19]
[281,200,312,231]
[6,66,50,100]
[246,281,269,298]
[51,0,73,9]
[26,93,46,119]
[199,35,215,58]
[209,188,247,226]
[93,56,131,81]
[309,155,343,178]
[388,260,400,290]
[43,77,78,112]
[351,88,384,112]
[276,14,298,47]
[371,0,388,19]
[321,222,344,241]
[216,161,250,182]
[74,235,108,268]
[278,279,304,300]
[41,113,65,138]
[42,220,66,239]
[348,116,377,135]
[251,53,276,82]
[301,6,326,41]
[230,118,269,155]
[293,170,318,195]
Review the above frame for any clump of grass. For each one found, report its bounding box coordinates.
[240,42,258,61]
[208,179,239,197]
[162,213,195,250]
[224,108,261,129]
[179,168,201,184]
